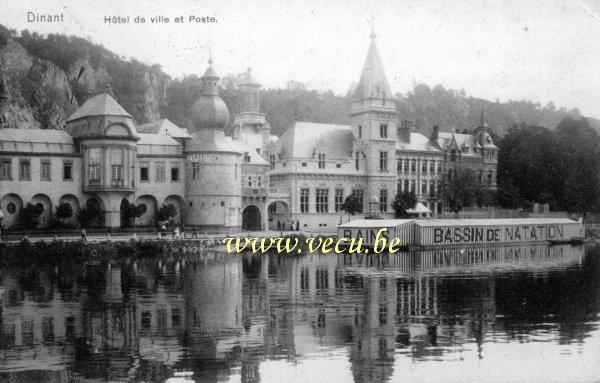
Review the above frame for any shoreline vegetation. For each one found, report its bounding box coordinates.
[0,231,593,267]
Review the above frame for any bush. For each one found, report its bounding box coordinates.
[18,203,43,230]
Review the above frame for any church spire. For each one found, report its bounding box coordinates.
[354,26,391,101]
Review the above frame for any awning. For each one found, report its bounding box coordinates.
[407,202,431,214]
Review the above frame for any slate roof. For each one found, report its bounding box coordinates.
[338,219,414,228]
[0,128,75,153]
[0,128,73,144]
[137,133,181,146]
[277,122,354,160]
[396,132,442,153]
[66,93,132,121]
[414,218,578,227]
[354,36,392,100]
[137,119,190,138]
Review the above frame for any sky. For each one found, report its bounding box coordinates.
[1,0,600,118]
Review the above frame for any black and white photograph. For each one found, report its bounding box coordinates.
[0,0,599,382]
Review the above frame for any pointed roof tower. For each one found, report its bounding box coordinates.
[354,22,392,101]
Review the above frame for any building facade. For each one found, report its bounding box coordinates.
[0,31,497,232]
[268,31,498,231]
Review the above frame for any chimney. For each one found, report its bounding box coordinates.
[399,119,413,142]
[431,125,439,141]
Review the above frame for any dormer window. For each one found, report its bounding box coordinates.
[318,153,326,169]
[244,152,251,162]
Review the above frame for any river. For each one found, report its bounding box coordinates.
[0,243,599,382]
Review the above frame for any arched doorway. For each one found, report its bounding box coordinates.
[120,198,130,228]
[58,194,80,226]
[0,193,23,229]
[83,197,105,227]
[134,195,158,227]
[267,201,290,230]
[242,205,262,231]
[165,195,184,224]
[31,194,52,229]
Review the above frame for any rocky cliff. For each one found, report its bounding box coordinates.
[0,32,167,129]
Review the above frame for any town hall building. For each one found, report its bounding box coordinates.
[0,29,497,232]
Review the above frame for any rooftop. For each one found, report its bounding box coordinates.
[277,122,354,160]
[66,93,132,121]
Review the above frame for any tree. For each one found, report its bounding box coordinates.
[121,202,144,227]
[441,166,484,214]
[156,204,177,224]
[18,203,43,230]
[392,191,417,218]
[78,204,102,228]
[341,194,362,219]
[55,202,73,222]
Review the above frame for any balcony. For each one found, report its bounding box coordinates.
[84,178,135,193]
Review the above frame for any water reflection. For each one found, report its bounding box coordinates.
[0,243,599,382]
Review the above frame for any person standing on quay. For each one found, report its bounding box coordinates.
[81,227,87,242]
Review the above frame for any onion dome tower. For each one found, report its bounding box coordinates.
[190,57,230,131]
[184,56,242,231]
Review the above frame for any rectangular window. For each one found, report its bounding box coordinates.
[247,176,253,187]
[109,148,122,164]
[171,162,179,181]
[430,160,435,173]
[380,123,388,138]
[404,179,409,192]
[421,181,427,195]
[63,161,72,181]
[430,182,436,197]
[19,159,31,180]
[410,159,416,173]
[156,162,165,182]
[300,188,309,213]
[109,148,123,186]
[318,153,326,169]
[140,161,149,181]
[355,151,360,170]
[192,162,200,180]
[379,189,388,212]
[422,160,427,173]
[40,160,51,181]
[316,188,329,213]
[379,151,388,172]
[352,189,364,213]
[334,189,344,212]
[269,154,276,170]
[1,158,12,180]
[111,165,123,186]
[397,158,402,172]
[88,148,100,185]
[410,180,416,192]
[404,158,409,172]
[437,161,442,173]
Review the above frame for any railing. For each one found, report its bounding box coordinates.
[110,179,124,187]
